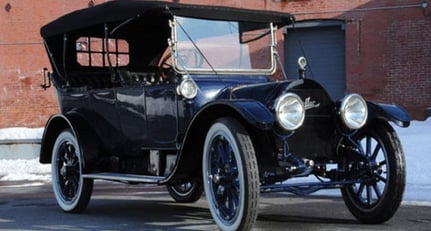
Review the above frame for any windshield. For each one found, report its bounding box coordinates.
[171,16,277,75]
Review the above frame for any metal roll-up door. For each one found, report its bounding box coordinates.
[284,20,346,100]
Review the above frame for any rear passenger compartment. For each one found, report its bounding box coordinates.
[66,66,169,90]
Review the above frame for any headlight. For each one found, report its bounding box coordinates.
[340,94,368,130]
[274,93,305,131]
[177,75,198,99]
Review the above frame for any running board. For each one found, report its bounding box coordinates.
[260,179,362,195]
[82,172,165,184]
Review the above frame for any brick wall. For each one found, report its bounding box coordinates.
[0,0,430,128]
[0,0,109,128]
[265,0,431,120]
[341,1,431,120]
[382,16,431,118]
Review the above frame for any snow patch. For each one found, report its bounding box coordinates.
[0,158,51,182]
[0,127,44,141]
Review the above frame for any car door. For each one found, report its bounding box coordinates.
[116,82,147,153]
[116,78,179,153]
[61,72,124,153]
[145,83,178,149]
[88,87,124,151]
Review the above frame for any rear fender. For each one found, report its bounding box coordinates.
[39,114,100,169]
[367,102,411,128]
[160,100,275,184]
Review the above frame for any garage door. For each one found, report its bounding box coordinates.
[284,20,346,100]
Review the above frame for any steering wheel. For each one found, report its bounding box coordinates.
[160,53,173,70]
[159,53,178,84]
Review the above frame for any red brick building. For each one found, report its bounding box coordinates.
[0,0,430,128]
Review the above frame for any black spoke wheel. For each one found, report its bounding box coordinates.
[203,118,259,231]
[166,178,203,203]
[340,121,406,224]
[52,129,93,213]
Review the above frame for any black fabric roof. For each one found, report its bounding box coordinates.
[40,0,294,38]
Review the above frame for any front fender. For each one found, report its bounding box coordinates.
[219,100,275,130]
[160,100,274,184]
[367,102,411,127]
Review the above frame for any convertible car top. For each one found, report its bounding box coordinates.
[40,0,294,39]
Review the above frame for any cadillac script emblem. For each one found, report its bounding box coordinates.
[304,97,320,110]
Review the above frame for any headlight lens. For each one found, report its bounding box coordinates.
[177,76,198,99]
[274,93,305,131]
[340,94,368,129]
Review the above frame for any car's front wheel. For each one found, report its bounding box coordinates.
[202,118,259,231]
[51,129,93,213]
[340,121,406,223]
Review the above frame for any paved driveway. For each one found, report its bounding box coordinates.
[0,181,430,230]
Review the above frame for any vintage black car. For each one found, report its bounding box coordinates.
[39,1,411,230]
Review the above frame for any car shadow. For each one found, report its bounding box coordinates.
[0,182,402,230]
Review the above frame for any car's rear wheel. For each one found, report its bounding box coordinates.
[340,121,406,223]
[166,178,203,203]
[51,129,93,213]
[203,117,259,231]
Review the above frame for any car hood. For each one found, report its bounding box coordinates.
[227,78,334,112]
[228,81,289,105]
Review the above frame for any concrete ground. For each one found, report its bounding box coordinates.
[0,181,430,230]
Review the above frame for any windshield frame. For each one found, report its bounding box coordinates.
[169,16,278,75]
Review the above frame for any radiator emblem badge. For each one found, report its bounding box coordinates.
[304,97,320,110]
